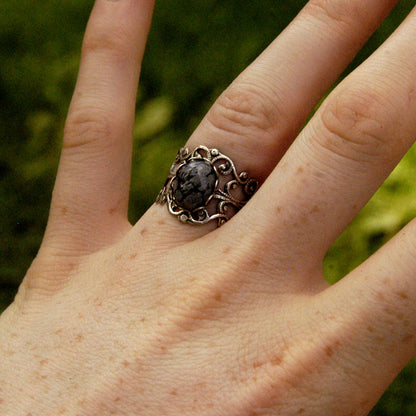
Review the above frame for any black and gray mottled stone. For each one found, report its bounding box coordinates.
[171,159,217,211]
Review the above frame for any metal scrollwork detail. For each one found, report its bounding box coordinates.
[156,146,258,226]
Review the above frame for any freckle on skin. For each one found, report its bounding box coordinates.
[309,205,320,214]
[408,86,416,104]
[297,167,304,174]
[382,304,403,321]
[376,290,386,302]
[271,354,283,366]
[123,360,130,367]
[398,291,409,300]
[140,228,148,236]
[66,262,77,274]
[382,277,391,287]
[325,346,334,357]
[402,334,414,344]
[223,246,231,254]
[158,219,166,225]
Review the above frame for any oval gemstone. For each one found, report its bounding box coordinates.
[172,160,217,211]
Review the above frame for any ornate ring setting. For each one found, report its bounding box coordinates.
[156,146,258,227]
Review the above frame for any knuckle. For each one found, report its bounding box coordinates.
[306,0,358,29]
[19,251,76,299]
[318,88,394,162]
[81,25,131,60]
[63,108,120,150]
[206,83,282,142]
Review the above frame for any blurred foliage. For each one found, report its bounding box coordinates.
[1,0,416,414]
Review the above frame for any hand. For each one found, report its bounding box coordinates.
[1,0,415,414]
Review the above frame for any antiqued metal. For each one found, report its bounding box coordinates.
[156,146,258,226]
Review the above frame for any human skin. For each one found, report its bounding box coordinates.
[1,0,416,414]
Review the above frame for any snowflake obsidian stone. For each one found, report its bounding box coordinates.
[156,146,258,226]
[171,160,217,211]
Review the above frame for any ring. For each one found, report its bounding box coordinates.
[156,145,258,226]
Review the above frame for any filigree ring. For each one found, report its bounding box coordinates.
[156,146,258,227]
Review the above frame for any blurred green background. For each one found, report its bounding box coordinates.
[1,0,416,413]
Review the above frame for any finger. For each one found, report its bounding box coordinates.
[246,5,416,271]
[141,0,399,242]
[45,0,154,253]
[312,219,416,412]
